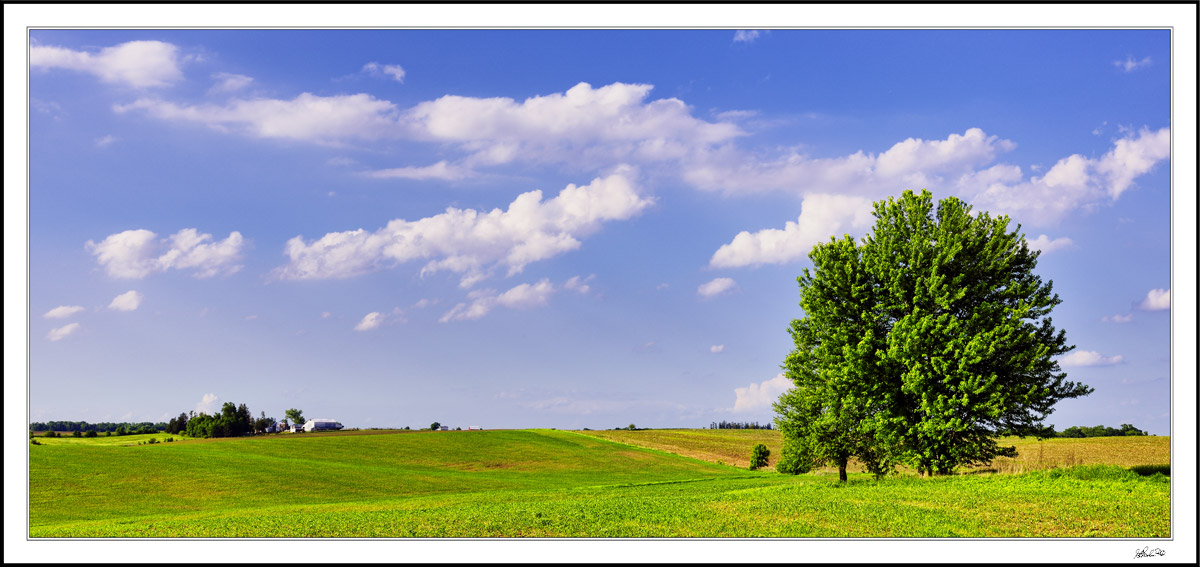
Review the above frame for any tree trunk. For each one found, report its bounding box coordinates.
[838,460,848,483]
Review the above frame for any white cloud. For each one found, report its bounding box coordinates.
[196,393,219,414]
[1114,56,1152,72]
[209,72,254,95]
[967,127,1169,225]
[709,193,873,268]
[1102,313,1133,323]
[440,278,556,322]
[697,277,738,299]
[354,311,386,331]
[30,40,184,88]
[43,305,85,319]
[564,274,595,294]
[108,290,143,311]
[1139,288,1170,311]
[95,135,117,147]
[362,160,473,181]
[1060,350,1125,367]
[710,344,725,353]
[46,323,81,342]
[1024,234,1074,254]
[733,30,762,43]
[87,228,245,279]
[115,92,402,145]
[733,374,791,412]
[275,171,652,286]
[114,81,743,165]
[686,127,1012,196]
[362,62,406,83]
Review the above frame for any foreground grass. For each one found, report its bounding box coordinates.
[29,429,1170,538]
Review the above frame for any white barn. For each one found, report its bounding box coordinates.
[303,419,344,432]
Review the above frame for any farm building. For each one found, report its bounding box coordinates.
[303,419,344,432]
[467,426,482,430]
[291,424,304,433]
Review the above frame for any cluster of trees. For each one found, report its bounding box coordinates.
[1057,424,1148,438]
[775,190,1093,481]
[30,421,165,433]
[709,421,773,430]
[181,403,281,439]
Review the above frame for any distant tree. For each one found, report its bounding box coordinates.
[73,431,82,438]
[628,424,637,431]
[749,443,771,470]
[430,422,441,431]
[285,409,305,428]
[84,430,98,438]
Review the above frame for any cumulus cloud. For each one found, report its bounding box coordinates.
[1139,288,1170,311]
[30,40,184,88]
[440,278,556,322]
[710,344,725,353]
[108,290,143,311]
[46,323,81,342]
[354,311,386,331]
[1102,313,1133,323]
[44,305,85,319]
[967,127,1169,225]
[87,228,245,279]
[209,72,254,95]
[697,277,738,299]
[275,171,652,286]
[1114,56,1152,72]
[196,393,219,414]
[114,93,402,145]
[733,374,791,412]
[113,81,743,165]
[686,127,1013,197]
[710,194,874,268]
[733,30,762,43]
[1060,350,1125,367]
[362,62,406,83]
[1024,234,1074,254]
[407,81,743,170]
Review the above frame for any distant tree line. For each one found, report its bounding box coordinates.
[709,420,773,430]
[30,421,165,434]
[34,403,279,440]
[1056,424,1149,438]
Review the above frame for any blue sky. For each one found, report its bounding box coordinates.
[16,27,1183,435]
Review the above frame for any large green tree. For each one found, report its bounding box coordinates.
[776,189,1092,477]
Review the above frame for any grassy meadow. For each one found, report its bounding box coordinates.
[28,429,1170,538]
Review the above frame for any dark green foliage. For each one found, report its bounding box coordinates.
[31,438,41,445]
[709,421,772,430]
[749,443,770,470]
[72,431,82,438]
[30,421,166,433]
[1058,424,1148,438]
[628,424,637,431]
[431,422,441,431]
[165,412,189,435]
[184,402,255,438]
[776,189,1092,478]
[285,409,305,429]
[84,430,98,438]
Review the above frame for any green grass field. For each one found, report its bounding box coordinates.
[28,429,1171,538]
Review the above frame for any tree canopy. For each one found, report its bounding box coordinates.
[775,189,1093,478]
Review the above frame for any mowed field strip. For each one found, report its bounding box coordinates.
[29,430,1171,537]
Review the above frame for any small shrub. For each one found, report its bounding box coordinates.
[72,431,82,438]
[31,439,41,445]
[166,437,174,443]
[749,443,770,470]
[147,438,158,444]
[106,431,112,437]
[84,430,98,438]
